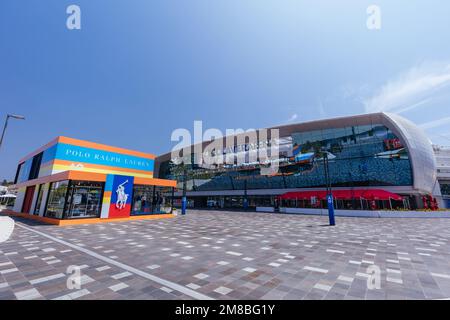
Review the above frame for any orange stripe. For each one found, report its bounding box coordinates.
[57,214,174,226]
[1,211,62,225]
[103,191,112,197]
[12,171,175,189]
[67,171,107,182]
[58,136,156,159]
[134,177,177,188]
[51,159,153,175]
[1,210,174,226]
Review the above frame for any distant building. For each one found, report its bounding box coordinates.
[434,145,450,208]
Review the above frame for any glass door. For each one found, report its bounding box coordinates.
[65,181,103,219]
[68,186,88,217]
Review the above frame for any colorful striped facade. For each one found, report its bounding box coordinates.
[11,136,176,223]
[21,136,156,179]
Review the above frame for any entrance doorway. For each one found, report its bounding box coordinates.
[22,185,36,213]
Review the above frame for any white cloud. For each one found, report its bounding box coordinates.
[364,61,450,113]
[287,113,298,122]
[393,97,432,114]
[419,116,450,130]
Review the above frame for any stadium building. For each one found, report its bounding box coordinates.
[155,112,444,211]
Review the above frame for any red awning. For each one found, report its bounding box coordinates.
[278,189,403,201]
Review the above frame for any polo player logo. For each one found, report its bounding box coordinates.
[115,180,129,210]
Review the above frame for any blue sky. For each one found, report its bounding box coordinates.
[1,0,450,180]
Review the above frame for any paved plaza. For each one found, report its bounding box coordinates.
[1,210,450,300]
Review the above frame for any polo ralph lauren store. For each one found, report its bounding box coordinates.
[10,136,176,224]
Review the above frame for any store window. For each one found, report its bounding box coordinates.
[45,180,69,219]
[153,186,173,213]
[33,184,45,215]
[65,181,103,219]
[132,185,154,215]
[132,185,173,215]
[45,180,103,219]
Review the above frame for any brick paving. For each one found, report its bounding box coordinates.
[1,210,450,300]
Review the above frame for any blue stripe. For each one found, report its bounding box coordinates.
[104,175,115,192]
[54,143,154,172]
[41,144,58,164]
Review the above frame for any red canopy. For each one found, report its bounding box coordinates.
[278,189,403,201]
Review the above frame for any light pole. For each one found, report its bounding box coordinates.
[243,179,248,211]
[0,114,26,152]
[321,149,335,226]
[181,168,187,215]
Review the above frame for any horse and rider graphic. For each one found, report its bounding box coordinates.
[115,180,129,210]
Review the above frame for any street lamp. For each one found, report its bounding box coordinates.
[181,167,187,215]
[0,114,26,152]
[320,149,335,226]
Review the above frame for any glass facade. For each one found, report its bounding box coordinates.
[132,185,154,214]
[44,180,103,219]
[65,181,103,219]
[33,184,45,215]
[441,183,450,196]
[159,124,413,192]
[280,197,408,211]
[45,180,69,219]
[200,195,275,209]
[131,185,173,215]
[29,152,43,180]
[16,159,32,184]
[172,195,278,210]
[14,152,43,184]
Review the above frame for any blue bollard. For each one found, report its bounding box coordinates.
[327,194,335,226]
[181,196,187,215]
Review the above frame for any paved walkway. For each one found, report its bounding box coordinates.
[1,210,450,300]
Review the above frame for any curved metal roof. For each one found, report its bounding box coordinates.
[382,112,437,194]
[156,112,438,194]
